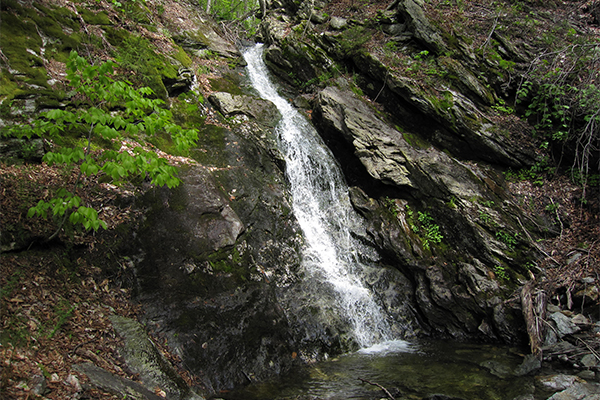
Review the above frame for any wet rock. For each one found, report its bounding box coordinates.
[312,85,531,341]
[536,374,578,392]
[514,354,542,376]
[165,67,195,97]
[546,381,600,399]
[480,359,513,378]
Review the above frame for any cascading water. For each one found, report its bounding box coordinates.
[242,43,393,348]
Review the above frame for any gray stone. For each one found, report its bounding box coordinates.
[546,382,600,400]
[382,23,406,36]
[396,0,447,54]
[310,11,328,24]
[549,312,581,338]
[536,374,578,391]
[330,16,347,30]
[73,363,168,400]
[578,370,596,381]
[110,315,201,400]
[208,92,280,126]
[29,374,47,396]
[581,354,599,368]
[514,354,542,376]
[349,51,537,168]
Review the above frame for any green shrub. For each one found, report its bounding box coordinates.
[4,51,198,236]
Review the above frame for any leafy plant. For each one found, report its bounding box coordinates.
[417,211,443,249]
[492,99,515,114]
[496,230,518,251]
[516,43,600,195]
[494,265,509,281]
[4,51,198,238]
[47,301,76,339]
[383,196,399,217]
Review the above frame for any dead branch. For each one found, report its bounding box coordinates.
[358,377,395,400]
[521,280,547,357]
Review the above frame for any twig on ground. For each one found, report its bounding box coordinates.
[358,377,395,400]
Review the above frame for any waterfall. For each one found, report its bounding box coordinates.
[242,44,393,348]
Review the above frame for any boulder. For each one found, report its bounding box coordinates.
[109,316,203,400]
[536,374,579,392]
[546,382,600,399]
[549,312,581,338]
[313,85,529,341]
[394,0,447,54]
[74,363,172,400]
[208,92,280,126]
[330,16,348,30]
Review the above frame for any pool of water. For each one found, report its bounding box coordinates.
[225,339,542,400]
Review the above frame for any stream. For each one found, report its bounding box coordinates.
[238,44,540,400]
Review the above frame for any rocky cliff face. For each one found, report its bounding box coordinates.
[256,0,545,345]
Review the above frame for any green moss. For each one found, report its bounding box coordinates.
[402,131,430,150]
[108,30,179,99]
[209,73,243,95]
[122,1,151,25]
[173,46,193,68]
[0,3,89,94]
[77,8,111,25]
[205,244,252,282]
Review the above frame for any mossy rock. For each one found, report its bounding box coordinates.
[105,28,180,99]
[77,7,112,25]
[208,73,243,95]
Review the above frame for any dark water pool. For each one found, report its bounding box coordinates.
[225,340,544,400]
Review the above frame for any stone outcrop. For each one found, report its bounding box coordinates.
[255,2,546,344]
[208,92,280,125]
[309,84,535,340]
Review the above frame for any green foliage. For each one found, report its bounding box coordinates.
[47,300,76,339]
[479,211,492,225]
[491,99,515,114]
[504,158,552,186]
[4,51,198,235]
[494,265,509,281]
[405,205,443,250]
[495,230,518,251]
[0,269,23,300]
[337,26,370,57]
[417,211,444,249]
[383,197,399,218]
[113,33,178,99]
[516,43,600,191]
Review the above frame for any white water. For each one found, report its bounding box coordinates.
[242,44,394,348]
